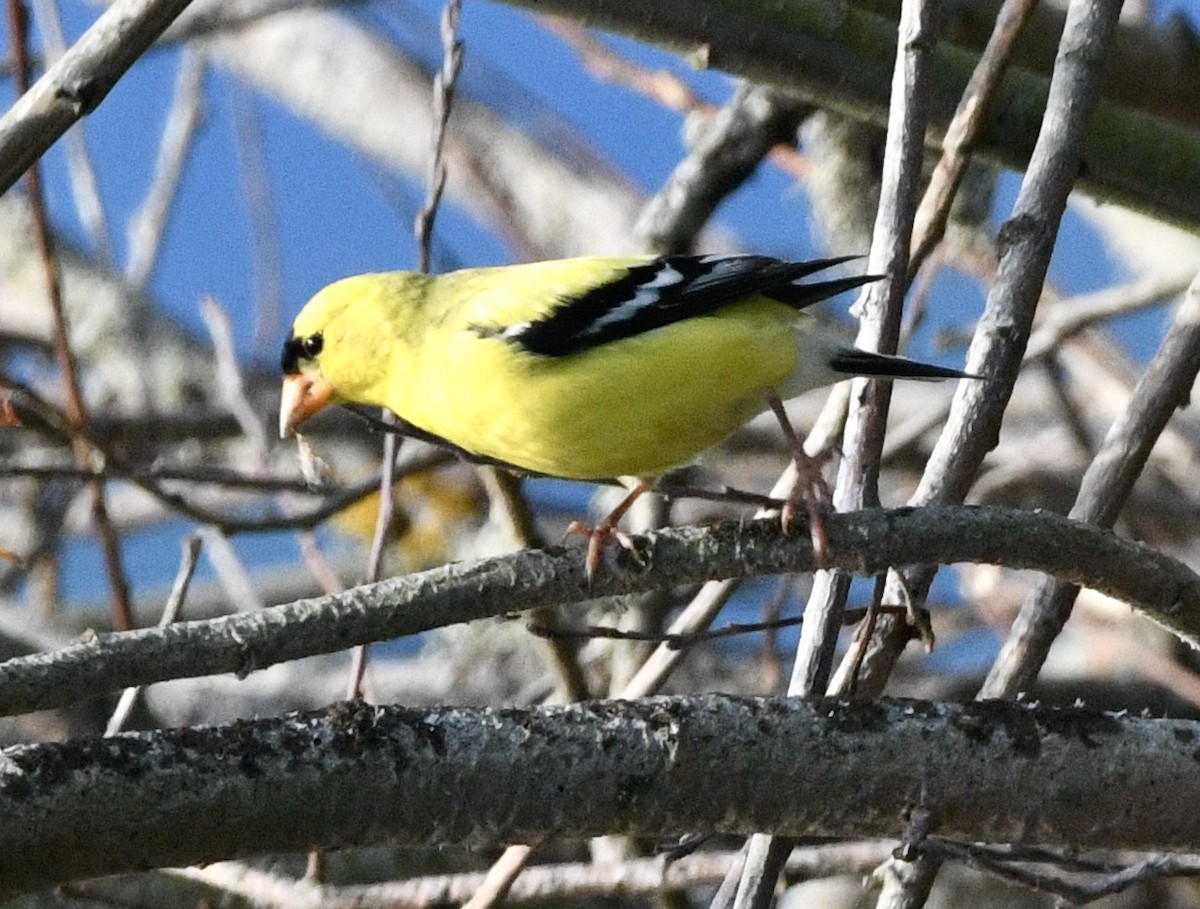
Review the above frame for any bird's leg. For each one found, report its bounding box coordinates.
[767,394,831,561]
[565,480,649,582]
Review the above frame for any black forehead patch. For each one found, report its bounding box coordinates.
[281,336,305,374]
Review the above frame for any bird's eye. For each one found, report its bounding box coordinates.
[301,334,323,358]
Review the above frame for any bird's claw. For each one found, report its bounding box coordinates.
[782,452,833,565]
[564,520,645,583]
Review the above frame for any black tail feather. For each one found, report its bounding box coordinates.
[766,254,863,282]
[765,273,882,309]
[828,348,977,381]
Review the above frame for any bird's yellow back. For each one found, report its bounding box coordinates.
[387,259,803,478]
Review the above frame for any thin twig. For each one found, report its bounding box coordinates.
[543,17,809,183]
[126,47,205,289]
[104,534,202,735]
[2,374,442,534]
[406,7,553,902]
[297,531,344,597]
[1024,274,1187,361]
[412,0,462,274]
[197,525,264,613]
[1041,352,1096,459]
[482,468,592,703]
[6,0,134,631]
[200,296,270,453]
[927,839,1200,905]
[633,81,809,254]
[792,0,938,696]
[835,573,885,696]
[230,82,285,355]
[526,613,806,649]
[461,842,538,909]
[172,841,896,908]
[908,0,1038,278]
[29,0,113,265]
[759,577,791,692]
[348,0,463,702]
[198,293,346,624]
[0,462,347,494]
[880,276,1184,464]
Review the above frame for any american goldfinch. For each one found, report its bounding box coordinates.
[280,254,970,572]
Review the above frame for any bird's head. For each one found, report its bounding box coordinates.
[279,274,415,438]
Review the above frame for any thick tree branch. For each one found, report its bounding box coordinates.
[6,696,1200,897]
[854,0,1200,133]
[491,0,1200,232]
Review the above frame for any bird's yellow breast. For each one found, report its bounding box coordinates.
[392,298,799,479]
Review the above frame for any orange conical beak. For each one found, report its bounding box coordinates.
[279,371,333,438]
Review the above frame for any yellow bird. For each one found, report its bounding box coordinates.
[280,254,970,571]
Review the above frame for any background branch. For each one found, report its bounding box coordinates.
[0,0,197,192]
[491,0,1200,231]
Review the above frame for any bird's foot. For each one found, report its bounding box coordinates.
[564,481,651,583]
[765,393,833,563]
[782,448,833,564]
[564,519,644,583]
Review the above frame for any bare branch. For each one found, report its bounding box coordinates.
[7,2,134,631]
[0,0,197,194]
[732,5,940,907]
[908,0,1037,276]
[176,841,896,908]
[982,271,1200,696]
[6,697,1200,896]
[201,6,648,258]
[633,83,808,255]
[29,0,114,266]
[125,48,206,289]
[489,0,1200,232]
[104,534,202,735]
[0,505,1198,718]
